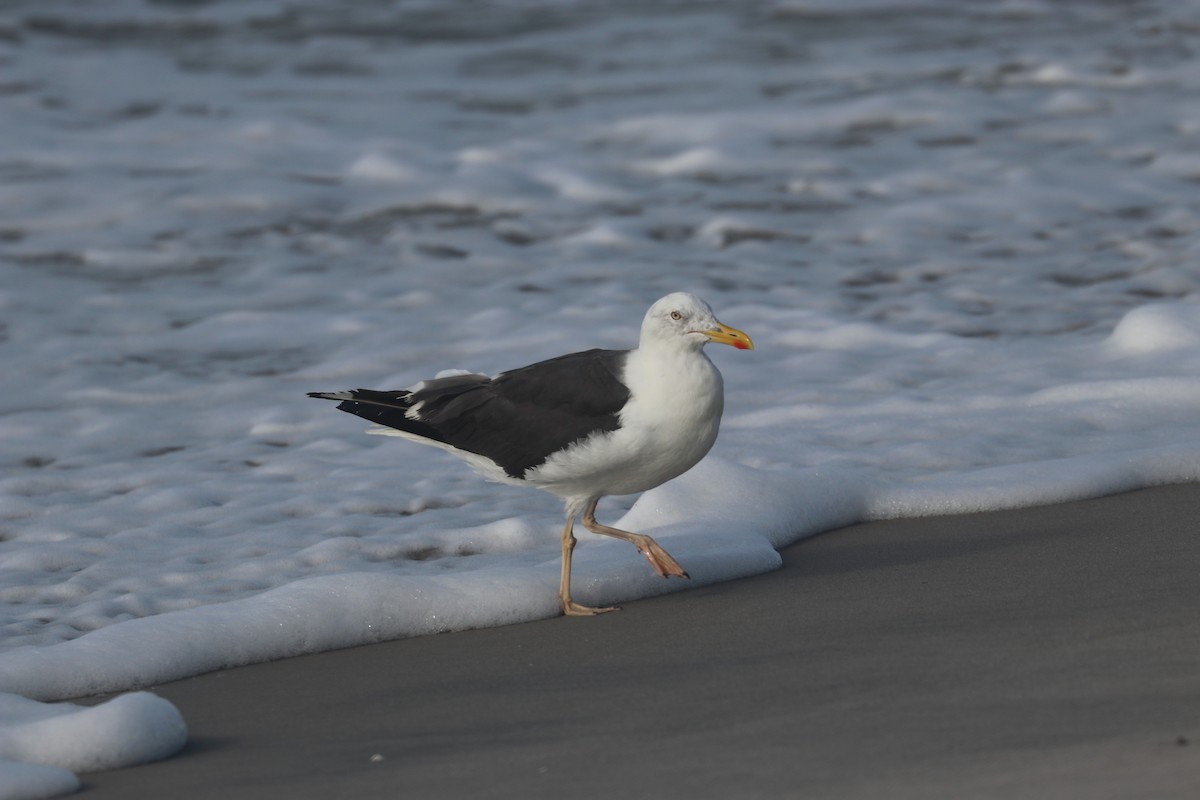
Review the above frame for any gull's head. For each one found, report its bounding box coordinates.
[640,292,754,352]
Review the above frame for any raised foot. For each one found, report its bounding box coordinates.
[637,536,690,580]
[579,503,691,581]
[562,600,620,616]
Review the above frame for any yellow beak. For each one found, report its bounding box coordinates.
[702,322,754,350]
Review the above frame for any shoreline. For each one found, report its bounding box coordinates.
[80,484,1200,799]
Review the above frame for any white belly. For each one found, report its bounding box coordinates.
[525,346,725,500]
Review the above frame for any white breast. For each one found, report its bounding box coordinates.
[526,346,725,501]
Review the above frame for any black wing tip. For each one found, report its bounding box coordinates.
[307,391,350,401]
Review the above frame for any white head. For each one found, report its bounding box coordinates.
[639,292,754,352]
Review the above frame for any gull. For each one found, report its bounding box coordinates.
[309,292,753,615]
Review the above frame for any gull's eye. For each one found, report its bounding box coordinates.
[670,311,683,321]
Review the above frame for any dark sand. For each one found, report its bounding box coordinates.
[80,484,1200,799]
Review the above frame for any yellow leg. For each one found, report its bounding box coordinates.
[580,498,689,580]
[560,512,618,616]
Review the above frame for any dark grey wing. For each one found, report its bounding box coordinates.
[416,348,631,478]
[309,349,631,479]
[308,375,489,447]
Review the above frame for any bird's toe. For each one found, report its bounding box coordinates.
[562,600,620,616]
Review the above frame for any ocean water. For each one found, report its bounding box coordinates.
[3,0,1200,789]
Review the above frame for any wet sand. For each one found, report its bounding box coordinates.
[80,483,1200,799]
